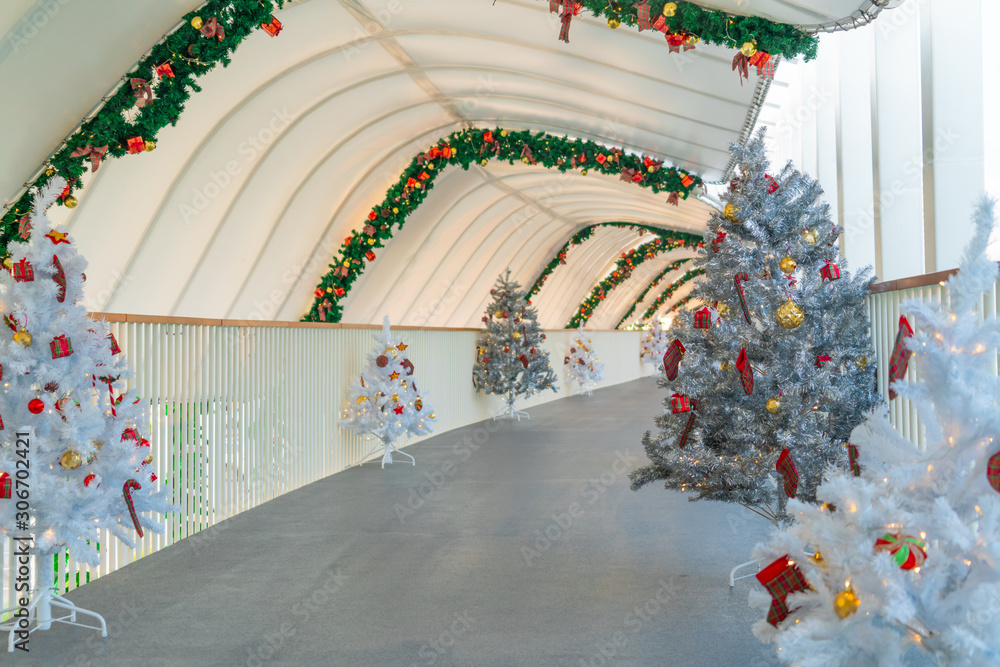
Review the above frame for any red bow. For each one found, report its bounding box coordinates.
[130,78,153,108]
[200,16,226,40]
[69,144,109,173]
[667,191,680,206]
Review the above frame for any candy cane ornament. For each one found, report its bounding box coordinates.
[734,272,752,324]
[123,479,144,537]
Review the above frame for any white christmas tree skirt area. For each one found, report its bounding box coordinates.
[356,436,415,469]
[492,404,530,421]
[0,558,107,651]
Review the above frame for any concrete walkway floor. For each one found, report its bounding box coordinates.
[14,378,779,666]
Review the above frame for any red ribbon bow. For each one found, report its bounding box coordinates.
[130,78,153,108]
[200,16,226,40]
[69,144,109,173]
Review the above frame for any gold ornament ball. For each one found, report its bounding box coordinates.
[191,16,204,29]
[385,346,399,359]
[776,298,805,329]
[857,357,868,370]
[480,159,488,166]
[607,17,621,29]
[724,203,738,222]
[64,195,79,209]
[429,413,436,419]
[2,257,11,270]
[45,168,55,177]
[662,2,677,16]
[144,140,156,152]
[13,328,32,347]
[779,256,797,274]
[720,361,734,372]
[740,41,757,57]
[494,310,503,319]
[391,393,399,402]
[716,303,731,318]
[765,397,782,414]
[512,331,521,341]
[812,551,824,564]
[500,130,507,137]
[802,229,817,245]
[685,34,700,46]
[356,396,368,404]
[834,590,861,619]
[143,454,154,465]
[60,449,83,470]
[581,169,588,176]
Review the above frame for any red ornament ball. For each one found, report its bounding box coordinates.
[84,473,98,488]
[415,399,423,411]
[28,398,44,414]
[376,355,389,368]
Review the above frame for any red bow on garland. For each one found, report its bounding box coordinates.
[620,168,642,183]
[69,144,109,173]
[130,78,153,108]
[666,191,680,206]
[634,1,652,30]
[549,0,582,43]
[200,16,226,40]
[521,144,537,164]
[733,50,773,85]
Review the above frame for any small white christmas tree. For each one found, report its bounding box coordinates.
[340,317,436,467]
[639,317,670,372]
[0,180,173,644]
[750,198,1000,666]
[564,327,604,396]
[473,270,557,420]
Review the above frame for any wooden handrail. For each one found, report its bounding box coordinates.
[869,263,1000,294]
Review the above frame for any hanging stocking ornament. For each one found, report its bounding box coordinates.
[776,448,799,498]
[736,346,753,395]
[662,339,685,381]
[887,315,914,399]
[756,555,811,626]
[122,479,144,537]
[733,272,752,324]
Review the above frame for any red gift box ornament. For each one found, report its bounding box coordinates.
[847,443,862,477]
[736,347,754,395]
[776,448,799,498]
[820,261,842,282]
[50,335,73,359]
[12,259,33,283]
[693,307,712,330]
[109,333,121,356]
[757,555,811,626]
[662,339,685,381]
[262,15,282,36]
[155,61,174,78]
[815,355,832,368]
[126,136,145,154]
[0,472,9,498]
[680,174,695,188]
[333,287,345,297]
[365,251,376,262]
[670,393,691,414]
[677,398,698,449]
[888,316,914,399]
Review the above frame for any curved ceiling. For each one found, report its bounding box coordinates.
[0,0,887,328]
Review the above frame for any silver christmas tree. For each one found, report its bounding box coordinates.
[474,270,557,420]
[630,130,881,520]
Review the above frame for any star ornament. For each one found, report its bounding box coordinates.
[393,405,404,415]
[396,342,408,351]
[46,230,70,245]
[389,371,400,380]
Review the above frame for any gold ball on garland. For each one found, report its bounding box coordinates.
[765,397,782,414]
[779,256,797,274]
[802,229,817,245]
[392,207,399,214]
[13,328,32,347]
[64,195,78,209]
[60,449,82,470]
[776,298,805,329]
[607,17,621,29]
[723,203,738,222]
[662,2,677,16]
[144,140,156,152]
[833,589,860,619]
[512,331,521,341]
[368,238,376,245]
[581,169,588,176]
[740,41,757,57]
[500,130,507,137]
[191,16,204,29]
[685,34,700,46]
[391,393,399,402]
[481,159,488,166]
[45,168,55,177]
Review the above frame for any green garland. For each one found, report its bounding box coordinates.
[0,1,285,251]
[615,257,694,328]
[527,223,702,298]
[566,242,683,329]
[669,294,696,313]
[638,268,705,322]
[576,1,817,61]
[306,127,703,323]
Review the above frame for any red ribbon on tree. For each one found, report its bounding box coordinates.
[17,216,31,240]
[69,144,109,173]
[734,272,752,324]
[847,443,861,477]
[634,1,652,29]
[200,16,226,40]
[815,355,832,368]
[550,1,582,43]
[677,399,698,449]
[711,231,726,253]
[130,78,153,108]
[776,448,799,498]
[888,316,914,399]
[736,347,753,395]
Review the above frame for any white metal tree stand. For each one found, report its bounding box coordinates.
[493,390,529,421]
[356,434,414,468]
[0,553,107,652]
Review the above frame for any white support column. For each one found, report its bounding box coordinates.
[814,35,841,245]
[922,0,985,271]
[837,27,878,273]
[873,0,926,280]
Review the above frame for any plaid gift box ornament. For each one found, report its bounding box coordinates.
[815,355,832,368]
[155,61,175,78]
[847,443,862,476]
[776,448,799,498]
[50,334,73,359]
[365,251,376,262]
[693,307,712,329]
[988,451,1000,493]
[736,346,754,395]
[12,259,33,282]
[820,261,842,282]
[677,398,698,449]
[888,316,914,399]
[662,339,685,381]
[126,136,145,154]
[756,555,811,626]
[670,393,691,414]
[0,472,10,499]
[261,15,282,37]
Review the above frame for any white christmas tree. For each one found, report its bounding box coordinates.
[340,317,436,468]
[750,198,1000,666]
[564,327,604,396]
[0,179,173,645]
[639,317,670,372]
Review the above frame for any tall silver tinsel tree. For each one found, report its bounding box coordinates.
[474,270,557,419]
[629,130,881,519]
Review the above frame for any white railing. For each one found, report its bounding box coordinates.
[1,320,644,609]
